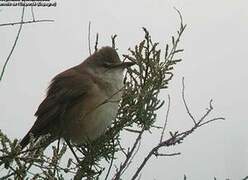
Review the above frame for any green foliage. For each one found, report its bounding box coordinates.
[121,25,185,130]
[71,23,186,179]
[0,12,186,179]
[0,9,230,180]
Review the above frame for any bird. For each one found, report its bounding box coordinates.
[20,46,135,149]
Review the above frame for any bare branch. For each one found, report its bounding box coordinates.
[198,117,225,127]
[0,172,15,180]
[0,7,54,81]
[184,175,187,180]
[0,7,227,180]
[114,129,144,180]
[0,19,54,27]
[197,99,213,125]
[242,176,248,180]
[111,34,117,50]
[174,7,184,28]
[0,7,25,81]
[160,94,171,143]
[118,138,142,180]
[182,77,197,124]
[131,79,225,180]
[124,128,143,133]
[154,152,181,157]
[117,139,128,157]
[104,139,115,180]
[94,33,99,52]
[88,21,92,55]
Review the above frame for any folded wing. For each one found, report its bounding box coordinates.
[20,68,90,149]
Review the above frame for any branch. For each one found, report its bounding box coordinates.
[130,78,225,180]
[154,152,181,157]
[182,77,196,124]
[242,176,248,180]
[198,117,225,127]
[0,8,54,81]
[160,94,170,142]
[111,34,117,49]
[184,175,187,180]
[94,33,99,52]
[88,21,92,55]
[104,139,116,180]
[0,7,25,81]
[0,19,54,27]
[113,129,144,180]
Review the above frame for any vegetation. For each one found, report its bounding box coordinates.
[0,8,227,180]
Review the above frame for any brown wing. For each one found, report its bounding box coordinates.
[20,67,91,148]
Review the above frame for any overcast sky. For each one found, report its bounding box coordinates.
[0,0,248,179]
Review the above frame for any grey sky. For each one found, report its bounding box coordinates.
[0,0,247,179]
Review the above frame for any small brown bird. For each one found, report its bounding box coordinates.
[20,46,134,149]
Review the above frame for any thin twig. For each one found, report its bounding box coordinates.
[160,94,170,143]
[111,34,117,49]
[131,128,192,180]
[184,175,187,180]
[0,172,15,180]
[166,8,186,61]
[197,99,213,125]
[94,33,99,52]
[198,117,225,127]
[182,77,196,124]
[131,80,225,180]
[154,152,181,157]
[9,165,23,179]
[88,21,92,55]
[242,176,248,180]
[121,138,142,176]
[131,143,158,180]
[174,7,184,27]
[65,140,80,164]
[117,139,128,157]
[0,7,25,81]
[53,138,61,175]
[0,19,54,27]
[104,139,115,180]
[113,129,144,180]
[124,128,143,133]
[80,86,124,122]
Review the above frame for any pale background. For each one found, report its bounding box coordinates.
[0,0,247,179]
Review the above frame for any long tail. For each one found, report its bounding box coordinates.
[20,131,33,149]
[20,132,56,150]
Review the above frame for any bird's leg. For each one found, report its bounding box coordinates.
[56,138,60,153]
[65,139,80,164]
[53,138,61,175]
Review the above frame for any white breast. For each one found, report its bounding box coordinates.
[86,69,123,139]
[66,69,123,144]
